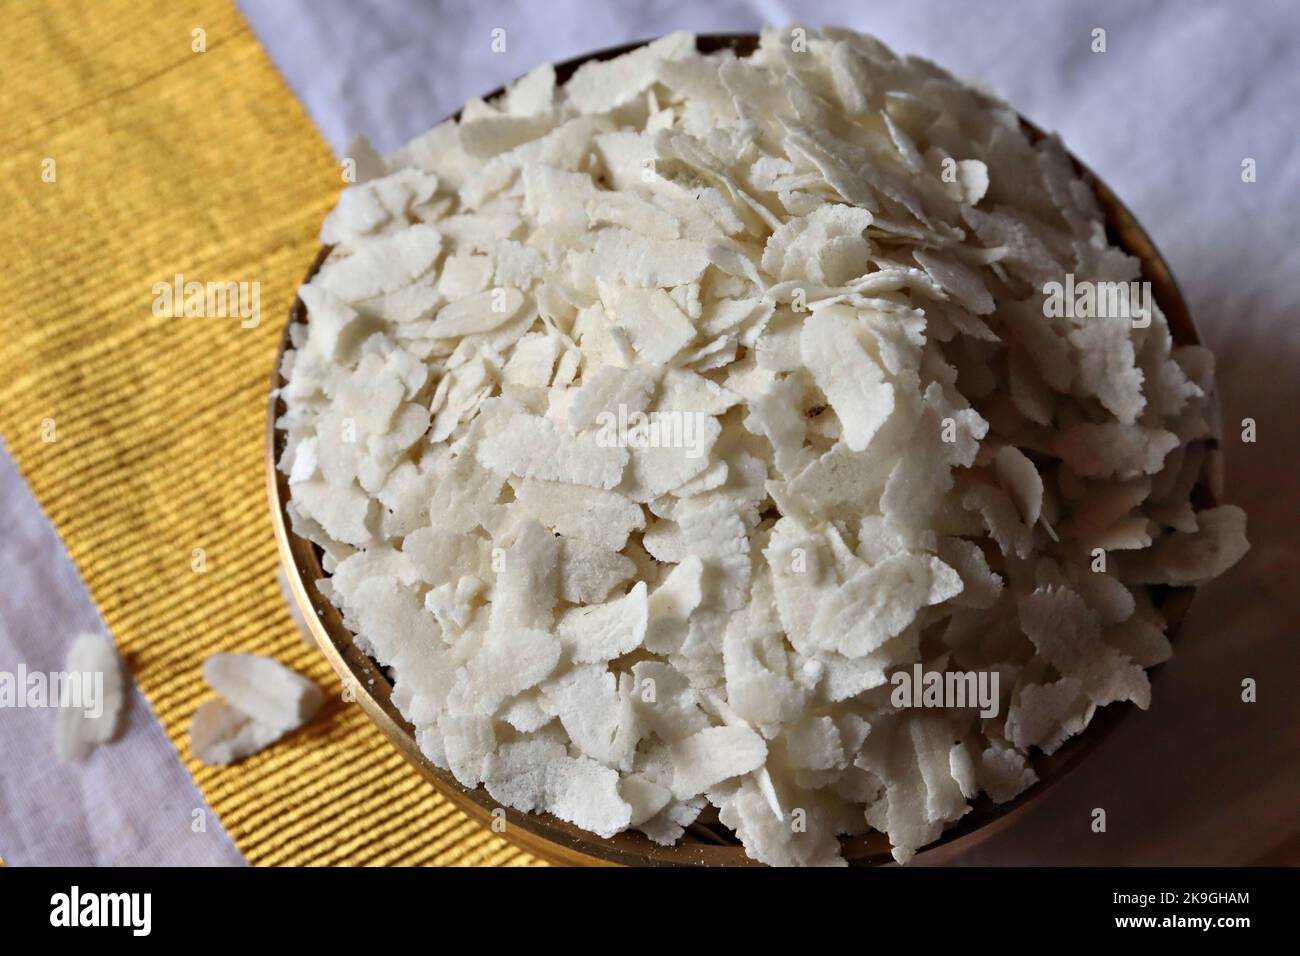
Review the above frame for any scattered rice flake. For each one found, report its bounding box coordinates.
[202,653,324,733]
[56,635,125,763]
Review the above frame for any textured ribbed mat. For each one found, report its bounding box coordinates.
[0,0,539,867]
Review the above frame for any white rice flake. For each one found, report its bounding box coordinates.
[800,306,895,452]
[56,635,125,763]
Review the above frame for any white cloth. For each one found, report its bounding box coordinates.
[0,446,244,865]
[2,0,1295,865]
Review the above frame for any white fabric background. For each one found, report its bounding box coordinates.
[0,448,244,866]
[1,0,1295,865]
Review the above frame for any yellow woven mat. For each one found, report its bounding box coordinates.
[0,0,538,867]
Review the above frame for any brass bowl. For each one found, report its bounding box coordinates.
[267,35,1217,866]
